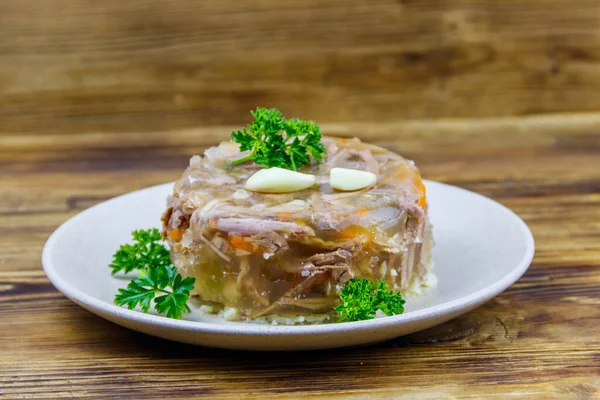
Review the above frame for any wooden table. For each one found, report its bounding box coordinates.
[1,117,599,398]
[2,0,600,396]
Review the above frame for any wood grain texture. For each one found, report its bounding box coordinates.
[2,0,600,135]
[1,114,599,399]
[1,0,600,397]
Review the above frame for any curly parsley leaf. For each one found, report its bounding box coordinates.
[111,229,195,320]
[230,107,326,170]
[335,278,406,322]
[109,228,171,275]
[371,280,406,316]
[114,265,196,320]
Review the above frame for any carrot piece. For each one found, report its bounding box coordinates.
[413,176,427,209]
[418,180,427,208]
[230,236,263,255]
[168,228,184,241]
[418,195,427,209]
[339,225,374,244]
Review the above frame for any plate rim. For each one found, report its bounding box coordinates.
[42,180,535,336]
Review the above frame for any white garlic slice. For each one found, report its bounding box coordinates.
[244,167,316,193]
[330,167,376,191]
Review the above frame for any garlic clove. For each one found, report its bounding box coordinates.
[244,167,316,193]
[330,167,377,191]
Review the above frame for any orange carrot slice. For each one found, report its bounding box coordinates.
[413,175,427,209]
[230,236,263,255]
[168,228,184,241]
[339,225,374,244]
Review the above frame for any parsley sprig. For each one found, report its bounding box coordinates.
[109,229,171,274]
[110,228,195,319]
[230,107,326,171]
[335,278,406,322]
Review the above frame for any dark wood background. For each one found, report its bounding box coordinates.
[1,1,599,398]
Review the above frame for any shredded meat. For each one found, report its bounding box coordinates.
[243,231,289,256]
[250,271,328,318]
[214,218,315,236]
[304,248,353,266]
[198,233,232,263]
[160,207,173,240]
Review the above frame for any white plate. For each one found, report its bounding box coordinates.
[42,181,534,351]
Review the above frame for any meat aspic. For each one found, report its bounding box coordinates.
[162,137,433,319]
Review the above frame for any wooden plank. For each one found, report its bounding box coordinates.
[2,1,600,135]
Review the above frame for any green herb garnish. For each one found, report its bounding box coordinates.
[230,107,327,171]
[115,265,195,319]
[335,278,406,322]
[111,229,195,320]
[109,228,171,275]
